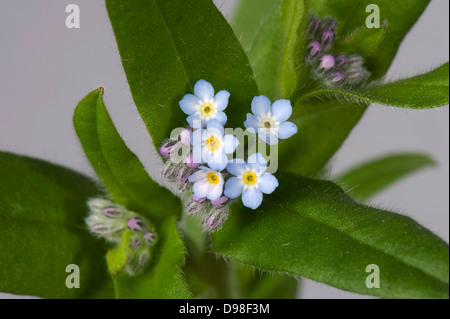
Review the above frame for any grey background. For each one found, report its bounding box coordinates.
[0,0,448,299]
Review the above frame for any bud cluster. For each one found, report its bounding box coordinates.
[86,198,157,275]
[306,17,370,87]
[161,130,231,232]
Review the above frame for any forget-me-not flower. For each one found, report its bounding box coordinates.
[188,166,224,201]
[224,153,279,209]
[179,79,230,128]
[244,96,297,145]
[191,119,239,171]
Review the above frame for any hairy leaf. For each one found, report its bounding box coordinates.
[232,0,279,50]
[0,152,113,298]
[74,88,190,298]
[249,0,308,99]
[279,99,367,176]
[336,153,436,201]
[73,88,181,223]
[213,173,449,298]
[106,0,259,137]
[302,63,450,109]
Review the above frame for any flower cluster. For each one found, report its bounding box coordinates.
[306,17,370,86]
[160,80,298,231]
[86,198,157,276]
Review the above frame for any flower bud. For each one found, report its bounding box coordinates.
[179,128,192,146]
[185,200,204,215]
[203,208,228,231]
[319,54,336,70]
[335,54,347,68]
[128,217,145,231]
[307,41,321,56]
[211,196,229,207]
[102,206,123,219]
[144,232,156,244]
[192,195,206,203]
[177,166,191,183]
[186,152,200,169]
[331,71,344,83]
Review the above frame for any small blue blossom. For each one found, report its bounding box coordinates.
[191,119,239,171]
[188,166,224,201]
[179,79,229,128]
[224,153,279,210]
[244,96,298,145]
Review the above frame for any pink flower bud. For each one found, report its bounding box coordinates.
[319,54,336,70]
[307,41,321,56]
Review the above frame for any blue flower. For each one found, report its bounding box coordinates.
[179,79,229,128]
[188,166,224,201]
[244,96,298,145]
[191,119,239,171]
[224,153,279,209]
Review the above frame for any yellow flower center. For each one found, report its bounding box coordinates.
[243,172,257,185]
[201,103,214,116]
[206,136,220,151]
[208,172,220,184]
[263,121,272,128]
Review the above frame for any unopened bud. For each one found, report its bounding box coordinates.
[211,196,229,207]
[128,218,145,231]
[319,54,335,70]
[177,166,191,183]
[335,54,347,67]
[203,208,228,231]
[179,128,192,146]
[102,206,123,219]
[307,41,321,56]
[331,71,344,83]
[186,152,200,169]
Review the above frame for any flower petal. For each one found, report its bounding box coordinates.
[208,150,227,171]
[206,119,225,136]
[224,177,244,199]
[179,94,200,115]
[271,99,292,122]
[258,129,279,145]
[187,113,204,128]
[258,173,279,194]
[278,121,298,139]
[188,170,207,183]
[247,153,267,173]
[194,79,215,101]
[223,134,239,154]
[207,183,224,201]
[242,188,263,209]
[192,144,204,164]
[192,180,210,199]
[226,158,247,176]
[212,111,227,126]
[244,113,259,132]
[251,95,271,117]
[214,90,230,111]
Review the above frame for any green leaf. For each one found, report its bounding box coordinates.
[335,24,386,56]
[73,88,181,223]
[232,0,279,50]
[301,63,450,109]
[111,218,191,299]
[279,99,367,176]
[248,0,308,99]
[213,173,449,299]
[232,263,299,299]
[106,0,259,136]
[307,0,431,78]
[336,153,436,201]
[0,151,114,298]
[106,230,132,276]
